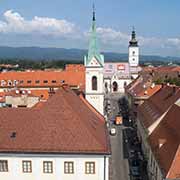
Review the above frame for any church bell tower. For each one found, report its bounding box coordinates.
[128,28,139,67]
[84,5,104,115]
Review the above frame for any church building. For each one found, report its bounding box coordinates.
[84,7,141,115]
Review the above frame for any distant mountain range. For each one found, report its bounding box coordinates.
[0,46,179,63]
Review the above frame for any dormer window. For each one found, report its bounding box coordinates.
[35,80,40,84]
[52,80,57,83]
[43,80,48,84]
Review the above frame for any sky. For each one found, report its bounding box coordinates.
[0,0,180,57]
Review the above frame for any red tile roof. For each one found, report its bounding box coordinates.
[126,74,158,98]
[138,86,180,128]
[148,104,180,178]
[0,86,110,154]
[0,66,85,90]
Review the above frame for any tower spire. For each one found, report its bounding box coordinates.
[84,4,104,66]
[93,3,96,21]
[129,26,138,47]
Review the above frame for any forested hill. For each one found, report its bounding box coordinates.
[0,46,179,63]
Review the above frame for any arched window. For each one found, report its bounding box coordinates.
[112,81,118,92]
[92,76,97,90]
[124,81,127,87]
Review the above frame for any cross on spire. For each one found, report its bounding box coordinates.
[93,3,96,21]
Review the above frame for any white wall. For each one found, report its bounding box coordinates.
[0,154,109,180]
[85,67,104,115]
[86,94,104,115]
[85,68,104,94]
[5,96,39,108]
[129,46,139,67]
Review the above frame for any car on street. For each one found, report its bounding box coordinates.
[110,127,116,136]
[130,159,141,178]
[115,116,123,125]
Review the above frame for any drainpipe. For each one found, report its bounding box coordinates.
[104,156,106,180]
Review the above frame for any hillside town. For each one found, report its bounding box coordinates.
[0,5,179,180]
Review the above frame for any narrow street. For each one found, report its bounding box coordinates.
[110,126,130,180]
[106,93,148,180]
[106,94,130,180]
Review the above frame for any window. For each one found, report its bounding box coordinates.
[27,80,32,84]
[43,161,53,173]
[124,81,127,87]
[112,81,118,92]
[22,161,32,173]
[43,80,48,84]
[19,80,24,84]
[8,81,12,86]
[52,80,57,83]
[35,80,40,84]
[132,51,135,55]
[0,160,8,172]
[85,162,95,174]
[92,76,97,90]
[64,161,74,174]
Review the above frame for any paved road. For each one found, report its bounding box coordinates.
[106,93,130,180]
[110,126,130,180]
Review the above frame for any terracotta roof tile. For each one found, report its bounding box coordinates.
[0,68,85,90]
[138,86,180,128]
[0,86,110,154]
[148,104,180,178]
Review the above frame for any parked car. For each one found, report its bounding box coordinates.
[115,116,123,125]
[130,159,141,178]
[110,127,116,136]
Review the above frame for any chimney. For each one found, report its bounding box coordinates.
[173,86,176,94]
[151,83,155,89]
[158,138,166,148]
[144,91,148,95]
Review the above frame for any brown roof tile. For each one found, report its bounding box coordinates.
[148,104,180,178]
[138,86,180,128]
[0,86,110,154]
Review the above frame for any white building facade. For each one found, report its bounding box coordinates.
[0,154,109,180]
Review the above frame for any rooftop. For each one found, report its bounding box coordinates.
[0,64,85,90]
[0,86,110,154]
[138,86,180,129]
[148,104,180,178]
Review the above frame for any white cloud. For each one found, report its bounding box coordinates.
[0,10,78,37]
[95,27,180,52]
[167,38,180,48]
[0,10,180,56]
[96,27,129,45]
